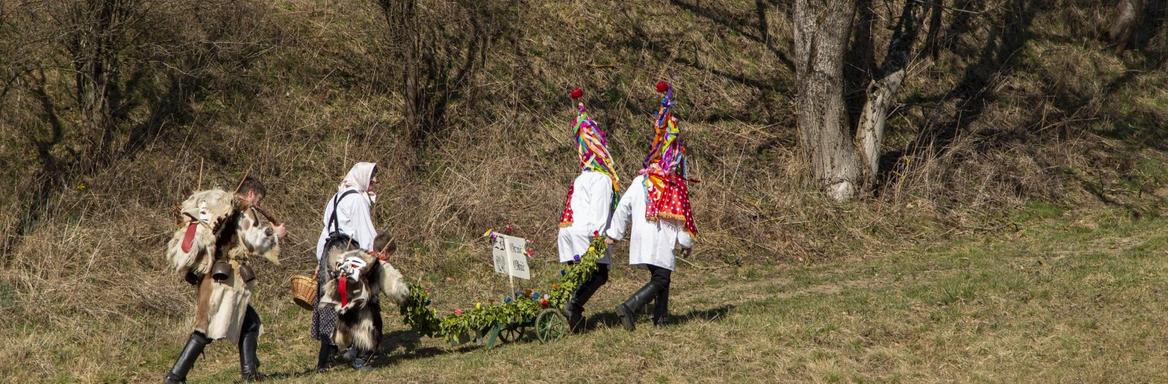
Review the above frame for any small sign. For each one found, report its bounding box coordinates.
[492,234,530,280]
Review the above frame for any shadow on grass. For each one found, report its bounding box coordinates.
[583,304,735,331]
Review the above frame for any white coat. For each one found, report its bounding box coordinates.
[557,171,614,264]
[605,175,694,271]
[314,188,376,260]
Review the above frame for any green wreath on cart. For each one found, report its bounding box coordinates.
[399,233,607,347]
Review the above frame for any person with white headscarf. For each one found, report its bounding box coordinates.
[314,162,378,260]
[311,162,379,371]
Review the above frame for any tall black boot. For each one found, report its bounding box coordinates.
[165,331,210,384]
[567,264,609,333]
[616,281,661,331]
[652,283,670,327]
[238,306,264,382]
[316,340,337,372]
[239,331,263,382]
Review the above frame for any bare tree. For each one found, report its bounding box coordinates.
[793,0,862,201]
[377,0,509,149]
[0,0,273,255]
[792,0,927,202]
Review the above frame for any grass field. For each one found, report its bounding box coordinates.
[31,205,1146,383]
[2,1,1167,382]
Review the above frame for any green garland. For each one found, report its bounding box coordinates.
[399,234,606,344]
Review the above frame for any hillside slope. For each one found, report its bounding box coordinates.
[0,0,1166,381]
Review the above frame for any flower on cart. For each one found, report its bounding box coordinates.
[573,254,581,262]
[475,302,482,310]
[531,291,540,300]
[503,296,513,304]
[504,224,514,234]
[551,283,558,290]
[593,230,600,237]
[454,308,463,315]
[539,298,549,308]
[527,248,535,258]
[560,269,565,276]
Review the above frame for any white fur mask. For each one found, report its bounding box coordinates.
[337,256,368,281]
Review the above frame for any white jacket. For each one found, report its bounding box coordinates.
[314,188,377,260]
[557,171,614,264]
[606,175,693,271]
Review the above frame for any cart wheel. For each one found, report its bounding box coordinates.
[535,308,569,343]
[500,323,524,343]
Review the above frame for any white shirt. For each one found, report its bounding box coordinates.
[605,175,694,271]
[314,188,377,260]
[557,171,614,264]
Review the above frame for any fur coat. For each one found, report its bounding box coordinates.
[317,249,409,352]
[166,190,280,343]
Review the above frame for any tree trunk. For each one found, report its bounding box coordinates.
[793,0,861,202]
[856,0,923,188]
[1109,0,1143,54]
[856,71,902,188]
[380,0,422,146]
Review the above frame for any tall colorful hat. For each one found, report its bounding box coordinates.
[641,81,697,237]
[642,81,688,177]
[560,87,621,227]
[569,87,621,191]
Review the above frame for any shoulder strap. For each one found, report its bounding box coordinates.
[327,190,361,234]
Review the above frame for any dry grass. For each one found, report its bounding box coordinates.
[1,0,1168,382]
[6,206,1168,382]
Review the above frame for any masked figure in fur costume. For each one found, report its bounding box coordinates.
[606,82,697,331]
[164,176,284,383]
[557,87,621,333]
[316,244,409,367]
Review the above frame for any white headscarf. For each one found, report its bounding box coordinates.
[339,162,377,202]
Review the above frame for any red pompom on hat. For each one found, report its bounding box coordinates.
[656,80,670,93]
[570,87,584,99]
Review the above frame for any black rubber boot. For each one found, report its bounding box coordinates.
[652,283,670,327]
[165,331,210,384]
[316,341,337,372]
[238,306,264,381]
[239,331,263,382]
[616,281,661,331]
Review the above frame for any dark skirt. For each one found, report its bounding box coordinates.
[310,261,337,345]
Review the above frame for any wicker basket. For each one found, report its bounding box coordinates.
[290,274,316,311]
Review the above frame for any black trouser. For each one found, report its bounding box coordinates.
[240,305,262,337]
[568,262,610,309]
[566,262,609,332]
[647,265,671,324]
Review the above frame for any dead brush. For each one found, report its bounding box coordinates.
[0,0,1167,381]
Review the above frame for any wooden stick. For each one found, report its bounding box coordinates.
[253,205,282,226]
[196,157,204,190]
[234,168,252,194]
